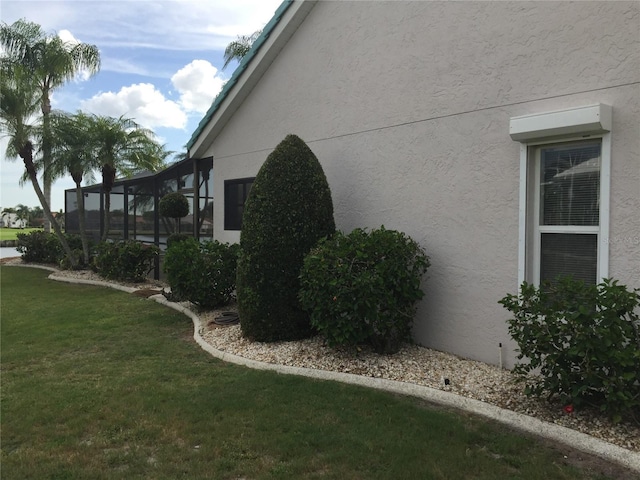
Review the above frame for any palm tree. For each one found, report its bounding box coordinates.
[0,62,78,266]
[15,203,30,226]
[0,19,100,232]
[89,115,168,241]
[48,111,98,263]
[1,207,16,227]
[222,30,261,70]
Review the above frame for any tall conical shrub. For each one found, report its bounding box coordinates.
[237,134,335,341]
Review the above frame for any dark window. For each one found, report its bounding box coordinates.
[224,178,254,230]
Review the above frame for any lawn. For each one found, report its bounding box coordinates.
[0,227,41,241]
[0,266,625,479]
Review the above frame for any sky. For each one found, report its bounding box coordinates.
[0,0,283,212]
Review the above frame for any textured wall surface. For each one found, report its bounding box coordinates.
[202,1,640,367]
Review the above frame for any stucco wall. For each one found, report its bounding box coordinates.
[203,1,640,367]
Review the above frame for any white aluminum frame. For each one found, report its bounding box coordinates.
[512,104,612,286]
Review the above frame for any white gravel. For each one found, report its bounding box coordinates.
[196,302,639,454]
[8,259,639,454]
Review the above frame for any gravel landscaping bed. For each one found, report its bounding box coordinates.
[198,305,639,454]
[5,257,638,454]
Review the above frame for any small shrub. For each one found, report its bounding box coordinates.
[159,192,189,233]
[499,277,640,422]
[237,134,336,342]
[158,192,190,219]
[16,230,61,263]
[166,233,191,248]
[164,237,240,309]
[299,227,430,354]
[93,240,159,282]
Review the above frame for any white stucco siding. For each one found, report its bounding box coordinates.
[607,88,640,286]
[202,1,639,366]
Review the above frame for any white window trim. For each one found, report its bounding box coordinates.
[511,104,612,285]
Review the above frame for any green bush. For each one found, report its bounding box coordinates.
[299,227,430,354]
[16,231,90,268]
[237,134,335,342]
[164,237,240,309]
[59,234,93,270]
[166,233,191,248]
[16,230,61,263]
[158,192,190,219]
[499,277,640,422]
[93,240,159,282]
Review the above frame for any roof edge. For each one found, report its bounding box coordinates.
[186,0,295,152]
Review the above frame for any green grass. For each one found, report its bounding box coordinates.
[0,227,41,241]
[0,266,623,479]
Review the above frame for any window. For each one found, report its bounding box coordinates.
[510,104,611,285]
[224,178,254,230]
[534,141,601,284]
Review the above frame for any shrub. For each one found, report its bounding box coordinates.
[237,134,335,342]
[93,240,159,282]
[16,230,61,263]
[164,237,240,309]
[159,192,189,234]
[158,192,190,219]
[16,231,89,268]
[166,233,191,248]
[300,227,430,354]
[59,234,93,270]
[499,277,640,422]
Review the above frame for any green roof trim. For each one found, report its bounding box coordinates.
[186,0,294,151]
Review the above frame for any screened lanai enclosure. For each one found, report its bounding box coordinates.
[65,157,213,279]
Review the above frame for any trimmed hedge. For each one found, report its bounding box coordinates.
[164,237,240,309]
[158,192,189,219]
[237,134,335,341]
[93,240,159,282]
[300,227,430,353]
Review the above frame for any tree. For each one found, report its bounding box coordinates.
[14,203,30,226]
[48,111,98,263]
[222,30,261,70]
[237,134,335,341]
[29,205,44,227]
[158,192,190,234]
[89,115,168,241]
[0,207,16,227]
[0,62,78,266]
[0,19,100,232]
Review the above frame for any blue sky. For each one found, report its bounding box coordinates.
[0,0,283,211]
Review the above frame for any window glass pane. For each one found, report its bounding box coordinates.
[224,179,254,231]
[540,233,597,284]
[540,142,600,226]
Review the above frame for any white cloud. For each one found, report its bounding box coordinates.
[1,0,283,52]
[57,29,94,81]
[171,60,225,114]
[58,29,79,45]
[81,83,187,129]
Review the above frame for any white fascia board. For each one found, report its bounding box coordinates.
[510,104,612,142]
[189,0,317,158]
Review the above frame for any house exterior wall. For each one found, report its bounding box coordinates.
[0,213,28,229]
[202,1,639,367]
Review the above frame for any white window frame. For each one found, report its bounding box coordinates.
[510,104,612,285]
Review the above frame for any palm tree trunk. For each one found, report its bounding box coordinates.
[101,164,116,242]
[20,141,78,268]
[102,188,111,242]
[74,180,90,264]
[41,92,52,233]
